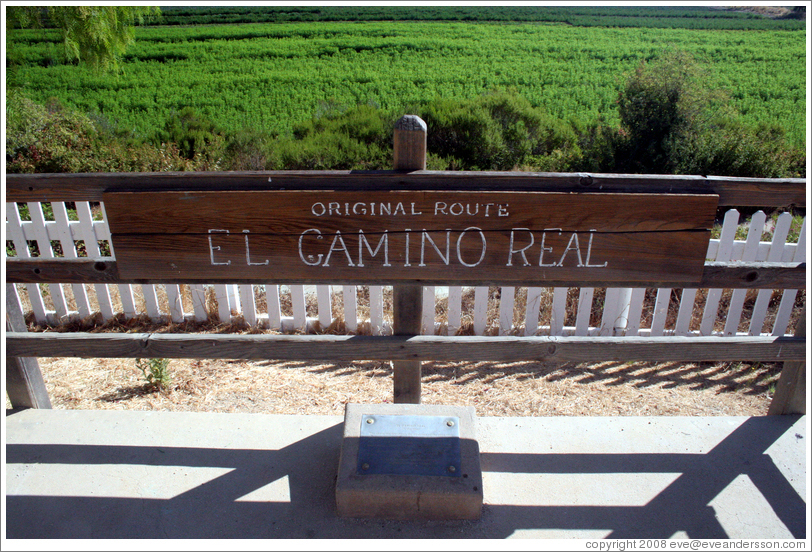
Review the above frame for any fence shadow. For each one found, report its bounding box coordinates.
[5,414,805,539]
[257,358,782,396]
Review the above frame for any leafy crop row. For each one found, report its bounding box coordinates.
[7,21,805,151]
[151,6,805,30]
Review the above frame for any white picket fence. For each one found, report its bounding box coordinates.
[6,201,806,338]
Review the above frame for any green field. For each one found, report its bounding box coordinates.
[6,19,806,148]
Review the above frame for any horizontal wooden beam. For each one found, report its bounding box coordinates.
[4,258,805,289]
[6,332,805,362]
[6,171,805,207]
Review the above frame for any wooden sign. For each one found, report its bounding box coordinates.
[103,191,718,284]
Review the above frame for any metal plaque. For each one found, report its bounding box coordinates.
[357,415,461,477]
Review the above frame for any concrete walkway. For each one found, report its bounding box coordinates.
[4,408,808,539]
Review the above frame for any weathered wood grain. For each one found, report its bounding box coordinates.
[108,229,713,283]
[103,191,717,234]
[394,115,427,171]
[5,283,51,409]
[392,117,427,404]
[7,171,805,207]
[769,305,806,415]
[104,190,717,284]
[5,258,805,288]
[6,332,805,362]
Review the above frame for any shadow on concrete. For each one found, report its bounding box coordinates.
[5,415,805,539]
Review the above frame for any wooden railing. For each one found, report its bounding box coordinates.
[5,115,806,413]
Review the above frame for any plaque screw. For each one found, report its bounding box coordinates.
[448,465,457,473]
[366,418,375,424]
[361,463,370,471]
[446,420,455,427]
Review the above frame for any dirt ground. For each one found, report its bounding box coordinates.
[27,353,781,417]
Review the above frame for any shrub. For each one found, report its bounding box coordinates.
[223,128,274,170]
[153,107,224,160]
[417,89,578,170]
[570,117,624,173]
[672,119,806,178]
[615,50,717,173]
[272,130,389,170]
[136,358,171,390]
[6,91,217,173]
[613,49,806,178]
[273,104,394,169]
[610,49,803,178]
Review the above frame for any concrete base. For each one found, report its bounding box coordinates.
[4,409,807,539]
[335,403,483,520]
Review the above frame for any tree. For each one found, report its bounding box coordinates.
[6,6,160,71]
[615,50,727,173]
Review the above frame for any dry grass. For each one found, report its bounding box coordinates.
[28,355,780,417]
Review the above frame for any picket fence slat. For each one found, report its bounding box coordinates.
[749,213,793,336]
[369,285,384,336]
[190,284,208,322]
[497,286,513,336]
[700,209,740,336]
[422,286,435,335]
[674,289,697,337]
[624,288,646,337]
[293,285,307,330]
[614,288,634,335]
[142,284,161,321]
[27,202,68,323]
[723,211,767,336]
[343,285,357,333]
[240,284,257,326]
[550,287,567,336]
[574,287,593,336]
[164,284,185,323]
[118,282,137,318]
[473,286,489,335]
[316,285,332,329]
[266,284,282,329]
[447,286,462,336]
[51,202,92,318]
[214,284,231,323]
[228,285,241,314]
[649,288,671,337]
[6,203,48,324]
[76,202,115,320]
[600,288,621,336]
[524,287,543,336]
[772,219,806,336]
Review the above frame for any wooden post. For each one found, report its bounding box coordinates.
[392,115,427,403]
[393,114,427,171]
[768,304,806,415]
[5,283,52,409]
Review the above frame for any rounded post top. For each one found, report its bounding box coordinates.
[395,115,427,132]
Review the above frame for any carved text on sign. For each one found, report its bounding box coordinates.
[103,190,718,283]
[206,227,608,269]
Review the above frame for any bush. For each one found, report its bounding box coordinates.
[272,129,389,170]
[672,119,806,178]
[153,106,224,160]
[223,128,274,170]
[615,50,718,173]
[417,89,578,170]
[272,104,394,169]
[609,49,805,177]
[6,91,217,173]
